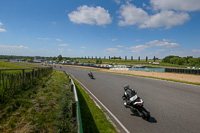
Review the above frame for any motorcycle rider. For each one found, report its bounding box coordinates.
[122,84,137,108]
[88,71,93,77]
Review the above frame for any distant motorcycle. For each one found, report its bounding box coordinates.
[122,91,150,121]
[88,72,94,79]
[60,66,62,68]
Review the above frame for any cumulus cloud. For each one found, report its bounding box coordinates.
[56,38,62,42]
[114,0,121,5]
[0,28,6,32]
[81,46,87,49]
[139,10,190,29]
[104,48,123,53]
[59,44,69,46]
[118,3,190,29]
[0,22,6,32]
[112,38,117,41]
[68,5,112,26]
[0,45,29,49]
[116,45,124,48]
[127,39,179,53]
[67,49,73,52]
[146,40,180,47]
[150,0,200,12]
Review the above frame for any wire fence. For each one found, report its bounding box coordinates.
[0,67,53,103]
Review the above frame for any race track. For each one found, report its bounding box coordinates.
[56,66,200,133]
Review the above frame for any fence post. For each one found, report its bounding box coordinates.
[22,69,25,83]
[71,83,74,92]
[72,102,77,118]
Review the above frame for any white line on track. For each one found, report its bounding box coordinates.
[70,74,130,133]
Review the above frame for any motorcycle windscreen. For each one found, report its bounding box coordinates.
[130,95,138,102]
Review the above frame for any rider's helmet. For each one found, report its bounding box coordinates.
[124,84,129,91]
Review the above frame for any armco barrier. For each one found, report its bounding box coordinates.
[165,68,200,75]
[65,72,83,133]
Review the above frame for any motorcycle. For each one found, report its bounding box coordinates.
[60,66,62,68]
[122,93,150,121]
[88,72,94,79]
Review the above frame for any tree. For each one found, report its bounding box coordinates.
[52,56,57,60]
[125,56,127,60]
[138,56,140,61]
[146,56,148,62]
[153,56,156,62]
[177,58,185,65]
[57,55,62,61]
[131,56,133,61]
[170,57,180,64]
[109,56,110,60]
[188,58,198,66]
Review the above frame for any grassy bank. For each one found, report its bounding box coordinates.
[72,77,117,133]
[0,70,76,132]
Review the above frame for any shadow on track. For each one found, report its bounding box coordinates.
[130,107,157,123]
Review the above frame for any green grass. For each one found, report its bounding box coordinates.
[0,61,29,69]
[13,62,44,67]
[0,70,76,133]
[72,77,117,133]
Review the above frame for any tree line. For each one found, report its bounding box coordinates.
[162,55,200,66]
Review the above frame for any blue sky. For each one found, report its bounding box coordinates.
[0,0,200,59]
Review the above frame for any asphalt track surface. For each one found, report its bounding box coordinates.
[56,66,200,133]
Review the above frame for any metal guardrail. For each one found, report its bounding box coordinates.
[65,72,83,133]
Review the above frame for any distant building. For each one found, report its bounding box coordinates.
[33,56,45,63]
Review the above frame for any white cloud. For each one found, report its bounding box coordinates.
[169,49,200,57]
[56,38,62,42]
[136,39,140,42]
[0,28,6,32]
[126,45,149,53]
[150,0,200,12]
[118,4,149,26]
[116,45,124,48]
[37,38,51,40]
[81,46,87,49]
[139,10,190,29]
[59,44,69,46]
[127,39,179,53]
[0,45,29,49]
[104,48,123,53]
[58,48,64,51]
[68,5,112,26]
[0,22,6,32]
[146,40,180,47]
[118,3,190,29]
[114,0,121,4]
[67,49,73,52]
[112,38,118,41]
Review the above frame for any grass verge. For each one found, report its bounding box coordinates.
[72,77,117,133]
[0,70,76,133]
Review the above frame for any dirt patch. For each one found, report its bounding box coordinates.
[62,65,200,84]
[102,69,200,84]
